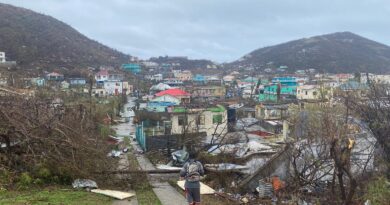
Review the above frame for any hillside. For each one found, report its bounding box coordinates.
[228,32,390,74]
[0,3,130,69]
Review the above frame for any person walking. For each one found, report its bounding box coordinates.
[180,153,204,205]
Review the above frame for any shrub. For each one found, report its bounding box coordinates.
[33,178,44,185]
[37,167,52,182]
[17,172,33,189]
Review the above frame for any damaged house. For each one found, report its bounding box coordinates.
[135,104,228,151]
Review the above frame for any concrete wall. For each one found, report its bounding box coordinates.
[104,81,123,95]
[170,110,228,136]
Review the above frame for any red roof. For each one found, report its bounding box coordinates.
[47,72,63,77]
[96,70,109,76]
[155,88,190,97]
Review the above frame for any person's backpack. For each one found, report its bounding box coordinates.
[186,161,200,182]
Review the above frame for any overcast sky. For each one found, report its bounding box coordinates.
[2,0,390,62]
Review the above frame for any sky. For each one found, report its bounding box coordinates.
[1,0,390,62]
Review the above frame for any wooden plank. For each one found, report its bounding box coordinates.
[176,180,215,195]
[91,189,135,200]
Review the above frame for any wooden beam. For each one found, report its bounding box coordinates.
[94,169,181,174]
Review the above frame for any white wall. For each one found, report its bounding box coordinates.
[170,110,228,136]
[297,88,319,100]
[151,95,181,104]
[104,81,123,95]
[0,52,5,63]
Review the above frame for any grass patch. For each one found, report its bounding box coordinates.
[0,187,112,205]
[133,183,162,205]
[127,151,162,205]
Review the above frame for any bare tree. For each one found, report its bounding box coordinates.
[289,101,375,204]
[347,82,390,178]
[0,95,114,183]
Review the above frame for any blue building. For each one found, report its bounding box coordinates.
[259,77,298,102]
[193,74,206,84]
[272,77,297,86]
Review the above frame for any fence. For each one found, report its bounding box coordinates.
[135,123,146,151]
[135,122,207,152]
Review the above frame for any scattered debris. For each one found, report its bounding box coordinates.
[256,179,273,198]
[208,141,277,158]
[204,163,248,172]
[207,144,247,157]
[72,179,98,189]
[91,189,135,200]
[235,118,259,130]
[171,149,189,166]
[107,150,122,158]
[241,197,249,203]
[177,180,215,194]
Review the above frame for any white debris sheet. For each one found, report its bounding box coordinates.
[177,181,215,195]
[91,189,135,200]
[72,179,98,189]
[208,141,277,158]
[156,164,182,170]
[204,163,248,172]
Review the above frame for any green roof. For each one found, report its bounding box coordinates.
[172,105,225,113]
[172,107,187,113]
[207,105,226,112]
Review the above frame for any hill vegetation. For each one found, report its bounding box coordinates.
[0,3,130,70]
[228,32,390,74]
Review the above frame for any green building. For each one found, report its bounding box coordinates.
[259,84,297,102]
[122,63,141,74]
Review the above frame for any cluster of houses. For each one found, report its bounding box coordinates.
[0,50,383,199]
[130,67,382,195]
[93,69,133,97]
[0,66,134,98]
[139,68,383,109]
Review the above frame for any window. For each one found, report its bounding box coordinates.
[270,110,278,117]
[313,91,317,96]
[261,108,265,117]
[197,115,205,125]
[305,91,308,95]
[178,115,187,126]
[212,114,223,124]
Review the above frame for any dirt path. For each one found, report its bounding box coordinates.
[114,97,187,205]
